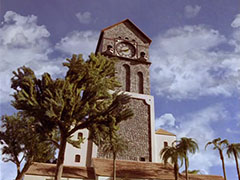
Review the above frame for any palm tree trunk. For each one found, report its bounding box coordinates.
[233,149,240,180]
[54,134,67,180]
[113,152,116,180]
[174,163,179,180]
[185,159,189,180]
[220,150,227,180]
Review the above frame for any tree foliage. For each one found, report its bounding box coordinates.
[160,142,184,180]
[226,143,240,180]
[0,112,56,180]
[101,135,128,180]
[10,53,133,180]
[176,137,199,180]
[182,169,201,175]
[160,137,198,180]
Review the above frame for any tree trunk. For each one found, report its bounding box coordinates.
[15,159,33,180]
[220,150,227,180]
[185,158,189,180]
[54,134,67,180]
[17,163,20,177]
[233,149,240,180]
[174,163,179,180]
[113,152,116,180]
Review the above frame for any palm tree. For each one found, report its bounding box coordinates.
[102,135,128,180]
[182,169,201,175]
[205,138,228,180]
[177,137,199,180]
[160,143,184,180]
[226,143,240,180]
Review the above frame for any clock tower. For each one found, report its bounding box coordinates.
[96,19,156,162]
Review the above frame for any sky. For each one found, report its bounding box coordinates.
[0,0,240,180]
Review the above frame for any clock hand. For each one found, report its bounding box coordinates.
[121,48,129,52]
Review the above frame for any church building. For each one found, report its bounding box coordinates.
[24,19,224,180]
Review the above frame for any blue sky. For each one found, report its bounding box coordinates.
[0,0,240,180]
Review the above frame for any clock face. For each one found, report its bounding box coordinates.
[116,42,135,58]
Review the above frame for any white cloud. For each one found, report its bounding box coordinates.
[184,5,201,18]
[75,11,92,24]
[226,128,240,134]
[0,11,63,103]
[55,30,98,59]
[150,25,240,100]
[231,14,240,28]
[155,113,176,128]
[230,14,240,52]
[156,104,228,173]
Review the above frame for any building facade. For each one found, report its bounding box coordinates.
[25,19,181,180]
[62,19,176,167]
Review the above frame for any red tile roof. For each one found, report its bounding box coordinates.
[101,19,152,44]
[155,128,176,136]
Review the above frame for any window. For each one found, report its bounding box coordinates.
[78,132,83,140]
[123,64,130,92]
[137,72,144,94]
[75,154,81,162]
[164,141,168,147]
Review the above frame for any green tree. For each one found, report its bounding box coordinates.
[205,138,228,180]
[0,112,55,180]
[160,143,184,180]
[182,169,201,175]
[177,137,199,180]
[226,143,240,180]
[89,100,132,180]
[102,136,128,180]
[10,53,133,180]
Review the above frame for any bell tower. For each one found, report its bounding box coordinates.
[96,19,151,95]
[96,19,156,162]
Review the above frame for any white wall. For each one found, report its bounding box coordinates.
[155,134,176,163]
[64,129,90,166]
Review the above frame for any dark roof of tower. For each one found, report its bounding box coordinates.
[96,19,152,53]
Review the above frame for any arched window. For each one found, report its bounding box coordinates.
[75,154,81,162]
[123,64,130,92]
[137,72,144,94]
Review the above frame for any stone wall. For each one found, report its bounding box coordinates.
[98,22,150,61]
[115,59,151,95]
[97,21,151,94]
[97,21,152,162]
[97,98,151,161]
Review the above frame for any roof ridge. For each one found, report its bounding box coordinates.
[155,128,176,136]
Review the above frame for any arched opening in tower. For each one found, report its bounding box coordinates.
[137,72,144,94]
[123,64,130,92]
